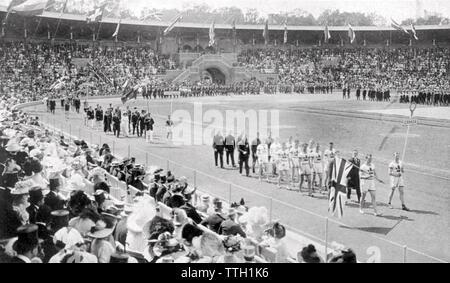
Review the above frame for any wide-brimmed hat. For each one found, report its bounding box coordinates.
[13,224,40,252]
[29,148,43,159]
[11,180,33,195]
[143,215,174,240]
[236,205,247,215]
[6,142,21,152]
[87,220,114,239]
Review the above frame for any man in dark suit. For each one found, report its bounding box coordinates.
[44,177,65,212]
[213,132,225,168]
[131,108,140,136]
[347,150,361,203]
[200,200,225,233]
[138,110,146,138]
[10,224,40,263]
[218,208,246,238]
[238,136,250,177]
[224,132,236,167]
[356,88,361,100]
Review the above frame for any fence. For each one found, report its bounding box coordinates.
[34,110,447,263]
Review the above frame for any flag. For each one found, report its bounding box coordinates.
[262,20,269,45]
[86,3,106,23]
[121,79,129,90]
[283,21,288,44]
[390,19,409,35]
[88,62,113,86]
[11,0,54,16]
[209,21,215,46]
[49,76,68,90]
[121,84,138,104]
[328,158,353,218]
[324,25,331,43]
[348,24,355,44]
[112,19,121,38]
[163,14,182,36]
[410,23,418,40]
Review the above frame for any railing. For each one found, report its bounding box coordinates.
[31,109,447,263]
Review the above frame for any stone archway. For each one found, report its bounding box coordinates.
[205,68,226,85]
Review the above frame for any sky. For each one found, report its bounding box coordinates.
[1,0,449,21]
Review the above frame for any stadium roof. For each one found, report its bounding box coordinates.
[1,6,450,31]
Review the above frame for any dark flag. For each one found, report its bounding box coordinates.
[121,87,138,104]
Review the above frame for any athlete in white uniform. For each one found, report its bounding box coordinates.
[298,143,313,196]
[306,139,315,155]
[387,152,410,211]
[311,143,324,192]
[277,143,291,187]
[256,142,269,178]
[289,140,300,182]
[270,139,282,176]
[359,154,380,216]
[323,142,336,191]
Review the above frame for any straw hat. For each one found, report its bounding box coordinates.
[87,220,114,239]
[6,142,21,152]
[11,180,33,195]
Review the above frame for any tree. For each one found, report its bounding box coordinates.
[402,14,450,25]
[244,8,260,24]
[317,9,378,26]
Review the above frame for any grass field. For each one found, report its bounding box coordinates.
[26,92,450,262]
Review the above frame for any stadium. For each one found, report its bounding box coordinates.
[0,0,449,266]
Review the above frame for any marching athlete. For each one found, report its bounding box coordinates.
[298,143,313,196]
[276,142,291,188]
[166,115,174,142]
[270,138,282,176]
[323,142,336,191]
[359,154,380,216]
[289,139,300,183]
[311,143,324,193]
[64,96,71,121]
[307,139,315,154]
[387,152,410,211]
[256,139,270,179]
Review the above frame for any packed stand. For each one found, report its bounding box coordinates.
[238,47,450,102]
[0,42,178,103]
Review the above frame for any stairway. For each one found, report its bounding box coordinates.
[171,53,252,84]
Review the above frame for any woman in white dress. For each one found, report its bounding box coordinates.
[120,112,129,138]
